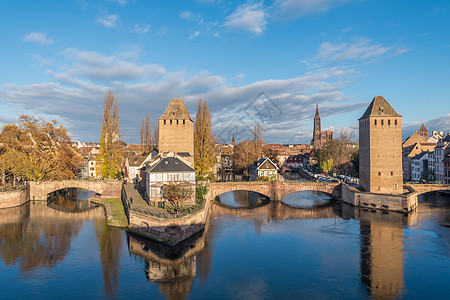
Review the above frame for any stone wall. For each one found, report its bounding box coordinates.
[0,186,30,209]
[128,198,211,246]
[158,118,194,163]
[341,183,417,212]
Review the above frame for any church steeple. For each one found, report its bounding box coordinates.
[314,104,321,135]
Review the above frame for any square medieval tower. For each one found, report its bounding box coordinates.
[359,96,403,194]
[158,98,194,164]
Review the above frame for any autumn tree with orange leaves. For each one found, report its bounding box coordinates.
[0,115,81,183]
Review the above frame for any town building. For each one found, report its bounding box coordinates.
[428,131,444,143]
[265,144,289,167]
[435,134,450,183]
[145,155,196,206]
[158,98,194,165]
[417,123,429,140]
[444,153,450,184]
[249,158,279,181]
[411,151,430,181]
[359,96,403,194]
[402,142,436,181]
[311,105,333,148]
[284,154,305,169]
[124,151,157,188]
[77,146,100,179]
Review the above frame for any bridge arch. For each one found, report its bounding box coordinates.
[207,181,341,202]
[29,180,122,201]
[404,184,450,196]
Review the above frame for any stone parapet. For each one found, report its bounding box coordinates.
[0,186,30,209]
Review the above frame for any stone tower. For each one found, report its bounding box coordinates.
[359,96,403,194]
[158,98,194,164]
[418,123,429,140]
[312,105,321,148]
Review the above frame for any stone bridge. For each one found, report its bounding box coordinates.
[29,180,122,200]
[207,181,341,201]
[404,183,450,195]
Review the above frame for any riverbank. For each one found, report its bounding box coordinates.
[91,196,128,228]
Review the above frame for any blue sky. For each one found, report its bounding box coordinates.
[0,0,449,144]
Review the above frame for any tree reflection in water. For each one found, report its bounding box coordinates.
[0,202,83,272]
[95,219,123,296]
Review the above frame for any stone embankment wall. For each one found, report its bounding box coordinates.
[128,198,211,246]
[340,183,417,212]
[0,186,30,209]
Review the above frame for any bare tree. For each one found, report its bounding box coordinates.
[140,114,153,154]
[153,119,159,150]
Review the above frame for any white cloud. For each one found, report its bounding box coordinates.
[96,14,118,28]
[32,55,52,67]
[22,32,54,45]
[158,26,169,36]
[133,23,150,33]
[272,0,357,19]
[179,11,193,20]
[60,48,166,82]
[224,2,267,35]
[106,0,128,5]
[189,31,201,39]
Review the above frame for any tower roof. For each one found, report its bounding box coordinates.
[418,123,428,133]
[315,104,320,118]
[160,98,192,121]
[359,96,401,119]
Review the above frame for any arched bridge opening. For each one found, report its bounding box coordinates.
[29,180,122,201]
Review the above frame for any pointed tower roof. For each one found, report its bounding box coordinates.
[402,131,426,148]
[418,123,428,133]
[359,96,401,119]
[160,98,192,121]
[315,104,320,118]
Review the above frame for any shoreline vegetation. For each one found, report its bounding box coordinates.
[90,196,128,228]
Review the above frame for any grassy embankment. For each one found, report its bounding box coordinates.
[91,196,128,228]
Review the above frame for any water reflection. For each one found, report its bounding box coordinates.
[0,189,449,298]
[96,220,123,296]
[127,229,211,300]
[47,188,99,212]
[282,190,334,209]
[0,202,89,272]
[216,190,269,208]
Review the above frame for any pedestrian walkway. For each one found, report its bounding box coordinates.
[123,183,174,218]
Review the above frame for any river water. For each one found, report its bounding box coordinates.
[0,189,449,299]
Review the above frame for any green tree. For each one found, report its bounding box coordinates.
[98,90,122,179]
[194,99,216,176]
